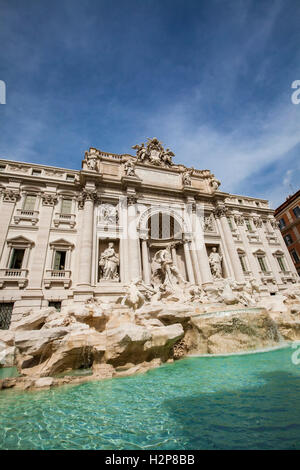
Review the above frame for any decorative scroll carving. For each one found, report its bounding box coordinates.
[269,218,278,230]
[234,214,244,225]
[213,205,228,218]
[41,194,58,206]
[2,189,20,203]
[7,164,30,174]
[132,137,174,167]
[253,217,262,228]
[77,189,98,209]
[127,195,138,206]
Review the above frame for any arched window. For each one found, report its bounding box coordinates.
[147,212,182,240]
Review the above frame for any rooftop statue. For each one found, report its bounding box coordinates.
[132,137,174,167]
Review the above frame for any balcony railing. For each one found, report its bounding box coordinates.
[0,268,28,288]
[53,213,76,228]
[44,269,71,288]
[14,209,39,226]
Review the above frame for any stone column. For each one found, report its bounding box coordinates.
[171,244,178,267]
[0,189,20,263]
[183,239,195,283]
[77,188,96,287]
[119,196,128,283]
[127,196,141,281]
[28,192,57,289]
[141,238,151,284]
[214,205,244,283]
[191,205,213,286]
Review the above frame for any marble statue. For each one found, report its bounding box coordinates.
[86,156,98,171]
[121,278,147,310]
[209,247,223,279]
[99,242,119,280]
[153,245,186,290]
[132,143,148,162]
[99,204,118,224]
[132,138,174,167]
[182,168,193,186]
[210,177,221,192]
[124,160,136,177]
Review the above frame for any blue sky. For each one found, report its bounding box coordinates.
[0,0,299,208]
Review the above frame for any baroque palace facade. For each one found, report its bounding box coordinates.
[0,138,298,327]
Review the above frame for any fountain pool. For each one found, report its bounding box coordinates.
[1,345,300,450]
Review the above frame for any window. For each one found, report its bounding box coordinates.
[53,250,66,271]
[278,218,286,230]
[291,249,300,264]
[255,201,260,207]
[32,169,41,176]
[0,165,6,172]
[239,255,247,273]
[284,234,293,246]
[147,213,182,240]
[238,199,243,204]
[48,301,61,312]
[61,198,72,215]
[23,194,36,211]
[293,206,300,219]
[257,256,267,273]
[9,248,25,269]
[227,217,234,231]
[245,218,252,231]
[0,303,14,329]
[66,174,75,182]
[276,256,286,272]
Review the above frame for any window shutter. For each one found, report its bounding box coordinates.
[24,195,36,211]
[61,199,72,214]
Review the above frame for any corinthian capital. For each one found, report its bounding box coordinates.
[253,216,262,228]
[41,193,58,206]
[213,205,228,218]
[2,189,21,203]
[234,214,245,226]
[77,189,98,209]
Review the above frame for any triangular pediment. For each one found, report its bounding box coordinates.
[49,238,74,248]
[7,235,34,246]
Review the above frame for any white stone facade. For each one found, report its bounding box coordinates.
[0,138,298,326]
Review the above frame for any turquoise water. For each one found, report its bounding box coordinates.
[1,345,300,450]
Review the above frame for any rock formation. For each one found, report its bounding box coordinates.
[1,281,300,391]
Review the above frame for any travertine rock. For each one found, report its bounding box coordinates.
[188,310,281,354]
[34,377,54,388]
[0,346,16,367]
[11,309,51,331]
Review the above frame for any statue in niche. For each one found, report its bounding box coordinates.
[153,245,186,289]
[182,168,193,186]
[124,160,136,177]
[99,242,119,281]
[209,247,223,279]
